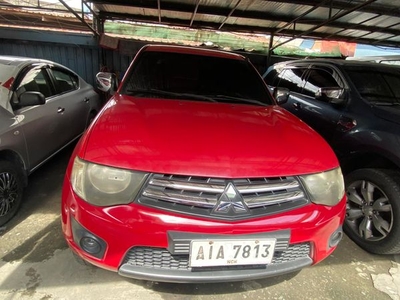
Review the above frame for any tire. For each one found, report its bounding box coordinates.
[0,160,24,226]
[344,168,400,254]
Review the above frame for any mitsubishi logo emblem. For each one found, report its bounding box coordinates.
[211,183,250,216]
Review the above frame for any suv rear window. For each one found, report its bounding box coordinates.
[346,68,400,104]
[122,51,273,105]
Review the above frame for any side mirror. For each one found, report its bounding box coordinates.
[315,87,347,105]
[96,72,118,94]
[273,87,290,104]
[19,91,45,106]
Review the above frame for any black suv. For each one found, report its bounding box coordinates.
[264,59,400,255]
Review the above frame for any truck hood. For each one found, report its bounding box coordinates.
[81,96,339,178]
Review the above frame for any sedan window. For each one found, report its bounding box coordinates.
[16,68,53,99]
[51,69,79,94]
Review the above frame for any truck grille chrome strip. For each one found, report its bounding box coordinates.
[139,174,308,212]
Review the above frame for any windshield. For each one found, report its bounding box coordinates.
[121,51,273,106]
[346,67,400,105]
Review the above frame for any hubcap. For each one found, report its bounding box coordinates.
[0,172,18,217]
[345,180,393,241]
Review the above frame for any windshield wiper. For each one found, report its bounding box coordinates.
[208,94,268,106]
[126,89,268,105]
[126,88,217,102]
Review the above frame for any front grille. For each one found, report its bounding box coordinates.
[137,174,309,220]
[122,243,311,271]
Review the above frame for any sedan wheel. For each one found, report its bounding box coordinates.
[0,161,24,226]
[344,169,400,254]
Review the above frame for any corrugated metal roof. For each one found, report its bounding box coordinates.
[91,0,400,48]
[1,0,400,50]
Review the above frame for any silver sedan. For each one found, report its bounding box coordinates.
[0,55,101,226]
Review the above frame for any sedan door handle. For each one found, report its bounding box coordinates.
[58,107,65,113]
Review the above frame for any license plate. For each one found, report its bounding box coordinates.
[189,239,276,267]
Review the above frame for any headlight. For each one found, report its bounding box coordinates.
[300,167,345,206]
[70,157,148,206]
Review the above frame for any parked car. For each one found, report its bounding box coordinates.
[263,59,400,255]
[0,55,101,226]
[61,45,346,283]
[346,55,400,66]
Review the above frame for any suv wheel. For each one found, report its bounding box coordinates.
[344,168,400,254]
[0,161,24,226]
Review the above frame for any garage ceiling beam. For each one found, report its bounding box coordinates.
[0,2,74,14]
[99,12,400,48]
[218,0,242,30]
[0,4,101,33]
[93,1,400,39]
[90,0,400,20]
[270,0,378,51]
[189,0,201,27]
[0,9,90,31]
[58,0,98,35]
[273,0,330,35]
[98,7,400,43]
[82,0,98,18]
[2,0,399,50]
[157,0,161,23]
[265,0,400,18]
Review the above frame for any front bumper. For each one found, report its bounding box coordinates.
[118,231,313,283]
[62,183,346,283]
[119,248,312,283]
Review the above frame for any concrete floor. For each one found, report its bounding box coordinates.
[1,144,399,300]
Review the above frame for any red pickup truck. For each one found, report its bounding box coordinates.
[61,44,346,283]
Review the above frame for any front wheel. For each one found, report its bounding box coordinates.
[344,168,400,254]
[0,161,24,226]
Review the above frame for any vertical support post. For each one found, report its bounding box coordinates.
[267,33,274,69]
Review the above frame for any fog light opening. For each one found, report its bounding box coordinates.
[80,236,102,255]
[329,227,343,248]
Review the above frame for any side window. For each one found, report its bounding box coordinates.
[276,67,307,94]
[347,70,400,103]
[302,67,343,98]
[15,67,53,100]
[51,69,79,94]
[263,66,279,86]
